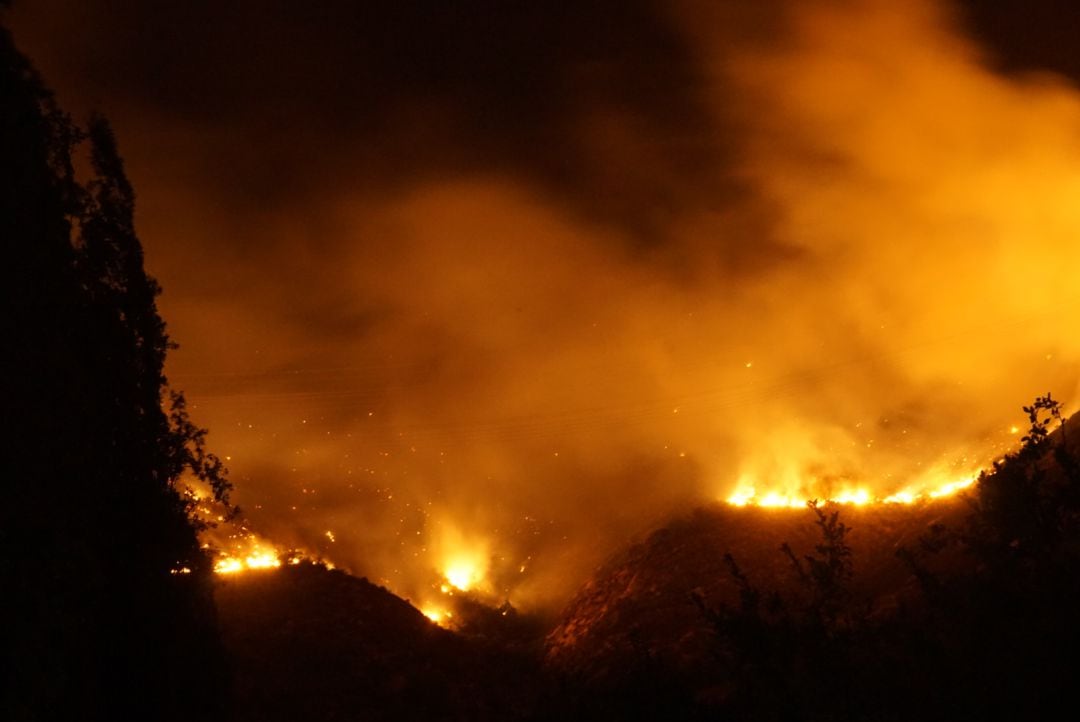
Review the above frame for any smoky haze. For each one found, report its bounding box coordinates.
[9,0,1080,609]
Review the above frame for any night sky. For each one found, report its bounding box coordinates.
[8,0,1080,608]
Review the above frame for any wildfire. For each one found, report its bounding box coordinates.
[726,473,980,509]
[214,545,283,574]
[443,557,484,592]
[421,606,453,625]
[927,476,977,498]
[197,515,293,575]
[431,521,491,593]
[410,520,499,627]
[181,481,286,573]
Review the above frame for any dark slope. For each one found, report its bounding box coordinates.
[544,499,966,689]
[211,412,1079,720]
[541,410,1080,719]
[215,563,541,721]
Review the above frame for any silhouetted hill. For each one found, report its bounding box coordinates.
[212,410,1080,721]
[541,409,1080,720]
[215,562,542,721]
[544,500,965,689]
[212,506,966,720]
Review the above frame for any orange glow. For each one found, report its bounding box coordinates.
[421,606,453,626]
[928,476,977,499]
[405,521,497,626]
[431,521,490,593]
[882,490,918,505]
[756,491,807,509]
[444,558,483,592]
[214,557,245,574]
[831,488,873,506]
[204,525,288,575]
[139,0,1080,614]
[214,546,282,574]
[727,487,756,507]
[725,472,981,509]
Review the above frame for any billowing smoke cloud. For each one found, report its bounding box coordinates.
[9,0,1080,610]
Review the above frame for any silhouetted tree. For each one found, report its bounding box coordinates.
[691,502,868,721]
[780,500,854,628]
[1,19,230,722]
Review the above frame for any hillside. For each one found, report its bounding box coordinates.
[541,409,1080,719]
[544,500,966,688]
[214,563,541,721]
[212,410,1080,721]
[211,502,978,720]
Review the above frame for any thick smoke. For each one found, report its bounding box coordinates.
[10,0,1080,609]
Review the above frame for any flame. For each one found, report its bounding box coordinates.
[421,606,453,626]
[882,490,918,505]
[181,481,289,574]
[199,518,289,575]
[431,521,491,593]
[719,416,991,511]
[927,476,977,499]
[757,491,806,509]
[84,0,1080,617]
[403,520,498,626]
[444,557,484,592]
[726,472,980,509]
[728,485,874,509]
[831,488,873,506]
[214,545,282,574]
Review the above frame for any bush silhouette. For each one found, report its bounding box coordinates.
[691,396,1080,721]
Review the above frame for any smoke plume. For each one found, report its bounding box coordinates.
[10,0,1080,609]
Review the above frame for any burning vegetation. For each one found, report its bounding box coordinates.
[10,0,1080,719]
[542,398,1080,721]
[726,472,978,509]
[91,0,1078,617]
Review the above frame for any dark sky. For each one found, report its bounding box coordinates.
[12,1,1075,242]
[7,0,1080,608]
[7,0,1078,262]
[11,1,726,238]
